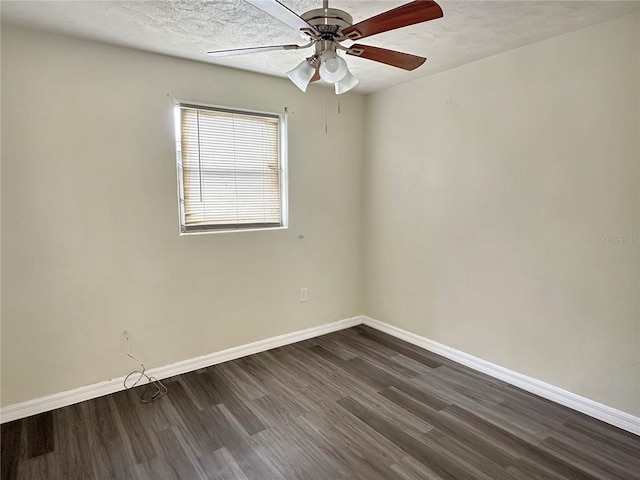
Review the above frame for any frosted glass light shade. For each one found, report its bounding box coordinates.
[286,59,316,92]
[319,51,348,83]
[335,70,359,94]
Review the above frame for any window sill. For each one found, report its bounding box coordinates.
[179,226,288,236]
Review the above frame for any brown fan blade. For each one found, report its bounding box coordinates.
[341,0,443,40]
[347,44,426,71]
[244,0,318,35]
[207,44,303,57]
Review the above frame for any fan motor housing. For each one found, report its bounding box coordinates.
[301,8,353,37]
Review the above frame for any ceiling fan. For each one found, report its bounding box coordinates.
[207,0,444,94]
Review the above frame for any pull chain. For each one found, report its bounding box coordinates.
[324,86,328,134]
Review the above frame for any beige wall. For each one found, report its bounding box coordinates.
[0,26,365,406]
[364,13,640,416]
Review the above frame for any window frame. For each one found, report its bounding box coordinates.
[174,101,289,235]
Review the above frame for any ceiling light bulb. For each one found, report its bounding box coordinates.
[335,70,359,95]
[286,59,316,92]
[319,51,348,84]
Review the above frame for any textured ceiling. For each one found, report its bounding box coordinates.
[2,1,639,93]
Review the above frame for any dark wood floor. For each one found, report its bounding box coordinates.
[2,325,639,479]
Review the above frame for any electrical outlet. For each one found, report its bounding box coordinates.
[300,288,308,303]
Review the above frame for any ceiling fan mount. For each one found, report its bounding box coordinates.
[300,7,353,37]
[207,0,443,94]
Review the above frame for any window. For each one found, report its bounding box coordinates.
[175,103,288,234]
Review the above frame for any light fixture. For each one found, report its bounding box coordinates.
[335,70,359,95]
[319,50,348,83]
[286,47,359,94]
[286,58,317,92]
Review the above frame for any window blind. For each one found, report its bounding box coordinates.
[177,105,285,232]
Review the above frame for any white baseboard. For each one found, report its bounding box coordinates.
[3,314,638,436]
[0,316,363,424]
[361,316,640,435]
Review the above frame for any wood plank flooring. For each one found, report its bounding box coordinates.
[2,325,639,479]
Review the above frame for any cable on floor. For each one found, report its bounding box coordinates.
[123,331,168,403]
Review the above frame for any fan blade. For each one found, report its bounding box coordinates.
[244,0,318,34]
[207,44,302,57]
[341,0,443,40]
[347,44,426,71]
